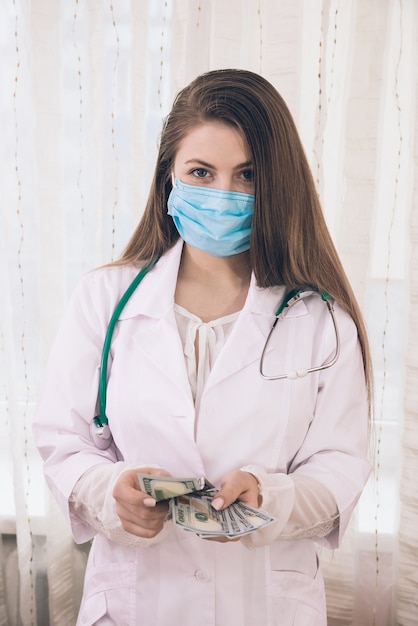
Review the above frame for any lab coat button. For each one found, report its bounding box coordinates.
[195,569,210,583]
[205,405,216,416]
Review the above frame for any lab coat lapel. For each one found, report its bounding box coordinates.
[118,241,192,398]
[134,314,192,401]
[205,279,287,389]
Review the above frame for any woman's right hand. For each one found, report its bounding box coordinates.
[113,467,171,538]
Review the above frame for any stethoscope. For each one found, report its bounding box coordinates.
[89,260,340,450]
[259,288,340,379]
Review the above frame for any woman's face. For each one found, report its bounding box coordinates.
[172,122,254,195]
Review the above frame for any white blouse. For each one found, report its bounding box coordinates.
[173,303,240,410]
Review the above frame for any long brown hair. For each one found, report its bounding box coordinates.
[118,68,372,406]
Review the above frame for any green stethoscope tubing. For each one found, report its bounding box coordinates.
[93,262,340,428]
[93,257,159,429]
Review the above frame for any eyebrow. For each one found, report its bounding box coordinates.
[184,159,253,170]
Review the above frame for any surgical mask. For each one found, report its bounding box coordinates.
[167,179,254,257]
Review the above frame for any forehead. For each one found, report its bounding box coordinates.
[174,122,251,161]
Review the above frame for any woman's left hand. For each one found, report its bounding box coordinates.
[212,468,260,509]
[203,469,260,543]
[211,468,261,512]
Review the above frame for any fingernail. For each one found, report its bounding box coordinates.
[143,497,156,507]
[211,497,224,511]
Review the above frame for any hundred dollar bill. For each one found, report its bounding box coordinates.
[137,472,215,502]
[229,501,276,537]
[172,494,231,536]
[171,493,276,539]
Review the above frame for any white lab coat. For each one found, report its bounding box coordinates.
[33,240,371,626]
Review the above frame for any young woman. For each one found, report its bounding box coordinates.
[33,68,372,625]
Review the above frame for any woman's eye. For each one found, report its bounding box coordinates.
[241,170,254,181]
[192,168,209,178]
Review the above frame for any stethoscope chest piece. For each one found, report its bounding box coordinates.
[89,417,113,450]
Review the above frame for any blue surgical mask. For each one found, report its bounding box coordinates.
[167,179,254,257]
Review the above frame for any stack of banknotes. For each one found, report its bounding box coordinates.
[137,473,276,539]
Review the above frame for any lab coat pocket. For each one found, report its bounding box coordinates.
[76,562,135,626]
[77,590,107,625]
[266,541,326,626]
[269,540,318,577]
[267,596,326,626]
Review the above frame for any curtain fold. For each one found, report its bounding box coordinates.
[1,1,416,624]
[397,30,418,621]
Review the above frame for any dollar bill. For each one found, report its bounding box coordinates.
[171,493,276,539]
[137,472,215,502]
[172,494,231,536]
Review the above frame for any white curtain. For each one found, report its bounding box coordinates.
[0,1,416,624]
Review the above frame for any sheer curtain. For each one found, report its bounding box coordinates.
[0,1,416,624]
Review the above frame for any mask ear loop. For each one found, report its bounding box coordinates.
[89,257,159,450]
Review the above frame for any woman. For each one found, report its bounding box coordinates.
[33,68,372,625]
